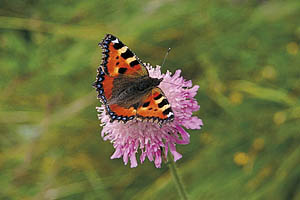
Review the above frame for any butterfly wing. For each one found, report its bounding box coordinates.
[136,87,174,124]
[93,34,148,123]
[105,103,136,122]
[100,34,148,77]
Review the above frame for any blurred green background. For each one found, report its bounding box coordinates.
[1,0,300,199]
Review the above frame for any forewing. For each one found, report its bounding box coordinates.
[99,34,148,77]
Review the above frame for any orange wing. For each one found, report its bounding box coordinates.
[136,88,174,124]
[106,104,136,122]
[100,34,148,77]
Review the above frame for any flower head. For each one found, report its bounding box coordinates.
[96,65,203,168]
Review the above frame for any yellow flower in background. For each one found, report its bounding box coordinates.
[286,42,299,55]
[234,152,249,166]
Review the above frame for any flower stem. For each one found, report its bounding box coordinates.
[167,154,188,200]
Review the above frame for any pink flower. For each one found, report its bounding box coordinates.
[96,65,203,168]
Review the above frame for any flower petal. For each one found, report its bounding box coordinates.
[130,153,138,168]
[169,142,182,162]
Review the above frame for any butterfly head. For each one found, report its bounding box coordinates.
[153,78,163,87]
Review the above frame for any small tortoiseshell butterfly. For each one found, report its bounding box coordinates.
[93,34,174,125]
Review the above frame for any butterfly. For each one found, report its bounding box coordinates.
[93,34,174,125]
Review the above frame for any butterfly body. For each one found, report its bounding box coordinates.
[109,76,163,108]
[93,34,174,125]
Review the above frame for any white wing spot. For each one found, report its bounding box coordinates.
[111,39,119,44]
[167,112,174,118]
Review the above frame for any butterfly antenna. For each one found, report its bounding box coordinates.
[161,48,171,68]
[160,48,181,87]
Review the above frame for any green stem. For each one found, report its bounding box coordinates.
[167,154,188,200]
